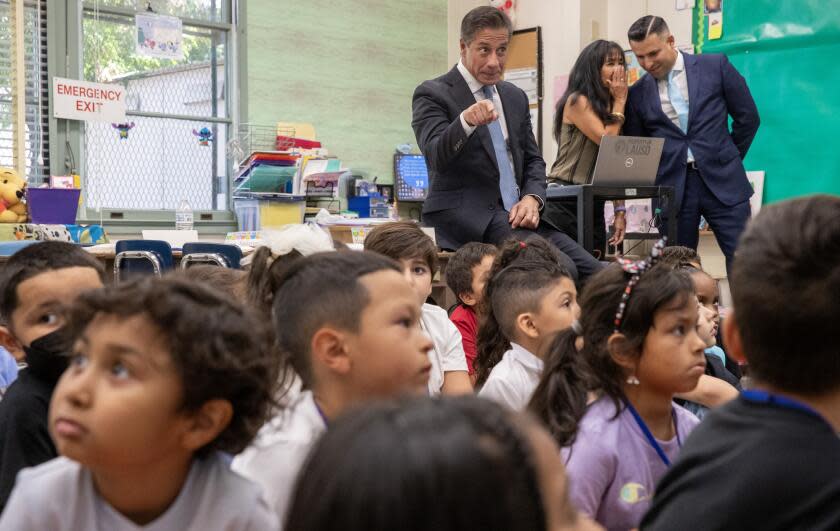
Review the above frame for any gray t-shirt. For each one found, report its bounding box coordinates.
[562,396,699,531]
[0,453,278,530]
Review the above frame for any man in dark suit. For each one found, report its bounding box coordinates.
[624,15,760,276]
[411,6,601,281]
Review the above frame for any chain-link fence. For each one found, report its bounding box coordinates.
[85,115,227,210]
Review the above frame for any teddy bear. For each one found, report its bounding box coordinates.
[489,0,516,29]
[0,168,29,223]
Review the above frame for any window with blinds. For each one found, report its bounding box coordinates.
[0,0,49,184]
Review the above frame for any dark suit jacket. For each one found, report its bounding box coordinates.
[412,65,546,249]
[624,53,760,211]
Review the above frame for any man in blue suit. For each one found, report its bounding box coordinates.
[624,15,760,276]
[412,6,602,281]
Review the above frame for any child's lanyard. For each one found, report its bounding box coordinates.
[624,401,681,467]
[741,390,826,423]
[314,402,329,427]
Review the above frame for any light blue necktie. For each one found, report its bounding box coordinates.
[481,85,518,211]
[667,70,694,162]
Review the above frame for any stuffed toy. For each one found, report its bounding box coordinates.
[0,168,29,223]
[489,0,516,29]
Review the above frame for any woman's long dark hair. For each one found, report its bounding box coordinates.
[529,264,694,448]
[553,39,625,143]
[475,236,567,387]
[286,396,548,531]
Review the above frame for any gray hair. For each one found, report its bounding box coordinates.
[460,6,512,44]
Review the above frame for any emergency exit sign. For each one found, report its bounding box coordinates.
[53,77,126,123]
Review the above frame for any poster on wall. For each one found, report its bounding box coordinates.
[624,50,645,86]
[504,67,540,140]
[706,0,724,40]
[136,13,184,60]
[504,68,539,105]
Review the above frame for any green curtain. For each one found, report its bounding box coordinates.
[693,0,840,203]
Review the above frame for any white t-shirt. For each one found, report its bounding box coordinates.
[231,391,326,529]
[420,303,469,395]
[478,342,544,411]
[0,453,278,530]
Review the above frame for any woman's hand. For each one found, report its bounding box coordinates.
[609,211,626,246]
[608,66,628,104]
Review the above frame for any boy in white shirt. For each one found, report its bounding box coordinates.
[0,276,280,530]
[232,251,433,527]
[479,259,578,410]
[364,221,473,395]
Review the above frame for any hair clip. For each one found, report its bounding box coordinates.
[519,241,527,250]
[613,237,667,332]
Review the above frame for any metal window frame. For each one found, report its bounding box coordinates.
[49,0,242,235]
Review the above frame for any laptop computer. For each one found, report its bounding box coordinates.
[590,136,665,186]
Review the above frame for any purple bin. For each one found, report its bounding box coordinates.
[26,188,81,224]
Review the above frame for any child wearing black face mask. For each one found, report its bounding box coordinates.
[0,242,104,513]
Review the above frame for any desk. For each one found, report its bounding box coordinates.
[546,184,676,253]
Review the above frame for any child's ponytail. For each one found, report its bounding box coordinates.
[528,328,590,447]
[245,246,279,318]
[474,274,509,387]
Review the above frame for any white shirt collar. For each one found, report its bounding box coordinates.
[509,342,544,372]
[668,50,686,77]
[457,59,490,96]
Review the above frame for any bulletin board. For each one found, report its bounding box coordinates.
[504,27,543,151]
[693,1,840,204]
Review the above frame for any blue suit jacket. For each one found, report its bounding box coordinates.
[624,53,760,211]
[411,66,546,249]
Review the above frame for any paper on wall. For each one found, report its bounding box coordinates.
[747,170,765,217]
[135,13,184,60]
[708,12,723,40]
[504,68,539,105]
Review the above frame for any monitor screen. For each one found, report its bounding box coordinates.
[394,154,429,202]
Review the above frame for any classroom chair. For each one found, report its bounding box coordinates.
[180,242,242,269]
[114,240,174,282]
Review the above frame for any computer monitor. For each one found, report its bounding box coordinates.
[394,153,429,202]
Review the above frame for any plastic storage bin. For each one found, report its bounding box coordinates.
[27,188,81,224]
[234,195,305,231]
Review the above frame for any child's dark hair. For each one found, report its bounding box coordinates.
[731,195,840,395]
[363,221,438,273]
[67,275,278,456]
[272,251,402,389]
[444,242,498,304]
[0,241,105,326]
[660,245,702,269]
[475,236,570,386]
[529,263,694,447]
[177,265,247,302]
[245,225,336,319]
[286,396,547,531]
[246,246,306,321]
